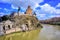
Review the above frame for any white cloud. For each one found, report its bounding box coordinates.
[4,8,10,12]
[1,0,60,20]
[36,13,46,17]
[35,3,40,7]
[0,12,4,16]
[33,3,40,10]
[50,15,60,17]
[55,9,60,14]
[1,0,44,9]
[31,0,43,4]
[56,3,60,7]
[4,8,8,10]
[35,3,60,20]
[11,5,18,9]
[36,13,47,20]
[1,0,43,3]
[39,3,60,14]
[40,3,55,13]
[0,12,11,16]
[4,8,14,12]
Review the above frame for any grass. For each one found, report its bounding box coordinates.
[0,28,41,40]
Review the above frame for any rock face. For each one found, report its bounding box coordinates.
[11,15,43,31]
[0,14,42,35]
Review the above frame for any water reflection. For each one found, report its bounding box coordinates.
[2,29,40,40]
[39,24,60,40]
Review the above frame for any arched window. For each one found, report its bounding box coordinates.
[8,25,11,29]
[3,25,5,30]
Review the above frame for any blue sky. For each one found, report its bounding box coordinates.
[0,0,60,20]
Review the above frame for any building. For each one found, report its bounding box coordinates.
[0,20,29,35]
[0,20,14,35]
[25,6,32,15]
[10,6,34,17]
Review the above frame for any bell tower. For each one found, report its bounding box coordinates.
[25,6,32,15]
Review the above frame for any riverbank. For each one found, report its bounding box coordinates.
[41,23,60,26]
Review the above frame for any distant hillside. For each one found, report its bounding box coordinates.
[40,17,60,25]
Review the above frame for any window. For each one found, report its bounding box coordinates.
[3,25,5,30]
[8,25,11,29]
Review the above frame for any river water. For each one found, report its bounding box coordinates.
[38,24,60,40]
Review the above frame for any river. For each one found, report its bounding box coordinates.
[38,24,60,40]
[0,24,60,40]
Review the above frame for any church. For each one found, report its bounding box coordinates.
[25,6,32,15]
[10,6,36,17]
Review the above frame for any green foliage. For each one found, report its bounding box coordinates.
[2,15,10,21]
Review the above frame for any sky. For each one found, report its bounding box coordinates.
[0,0,60,20]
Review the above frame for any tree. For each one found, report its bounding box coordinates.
[2,15,10,21]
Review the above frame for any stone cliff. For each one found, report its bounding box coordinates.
[10,15,43,31]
